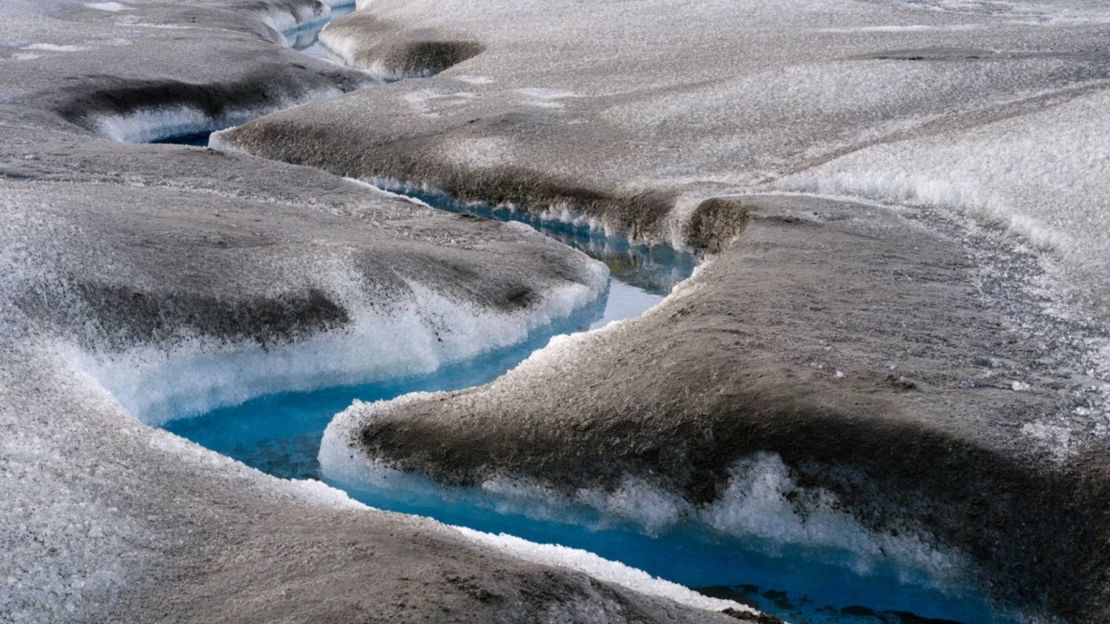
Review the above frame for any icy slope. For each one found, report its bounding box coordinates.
[781,85,1110,316]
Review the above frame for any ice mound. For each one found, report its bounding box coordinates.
[317,13,484,80]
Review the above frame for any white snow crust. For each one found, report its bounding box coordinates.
[454,527,756,616]
[85,2,128,12]
[252,0,329,36]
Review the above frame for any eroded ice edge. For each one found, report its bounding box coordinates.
[153,188,1019,624]
[58,5,1047,624]
[94,2,359,145]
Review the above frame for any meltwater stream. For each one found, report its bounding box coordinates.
[165,188,691,481]
[153,8,1016,624]
[164,192,1013,624]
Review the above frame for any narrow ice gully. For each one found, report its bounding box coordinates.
[90,6,1026,624]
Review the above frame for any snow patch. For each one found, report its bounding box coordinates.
[23,43,86,52]
[704,453,965,584]
[448,136,516,169]
[819,23,980,33]
[574,477,687,534]
[1020,421,1075,462]
[401,89,477,115]
[85,2,129,11]
[782,170,1070,251]
[516,87,579,109]
[454,75,495,85]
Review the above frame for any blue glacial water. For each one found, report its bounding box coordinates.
[166,189,693,479]
[156,9,1016,624]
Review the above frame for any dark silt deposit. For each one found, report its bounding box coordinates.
[3,0,1110,623]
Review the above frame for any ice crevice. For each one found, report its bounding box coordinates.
[89,92,346,144]
[363,176,748,256]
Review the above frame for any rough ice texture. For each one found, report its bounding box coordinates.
[332,195,1110,622]
[67,270,603,425]
[6,0,1110,622]
[92,88,347,143]
[226,0,1110,301]
[779,86,1110,317]
[1,355,749,624]
[0,1,760,623]
[250,0,328,35]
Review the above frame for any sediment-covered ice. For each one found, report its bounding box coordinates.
[325,399,966,591]
[316,11,484,80]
